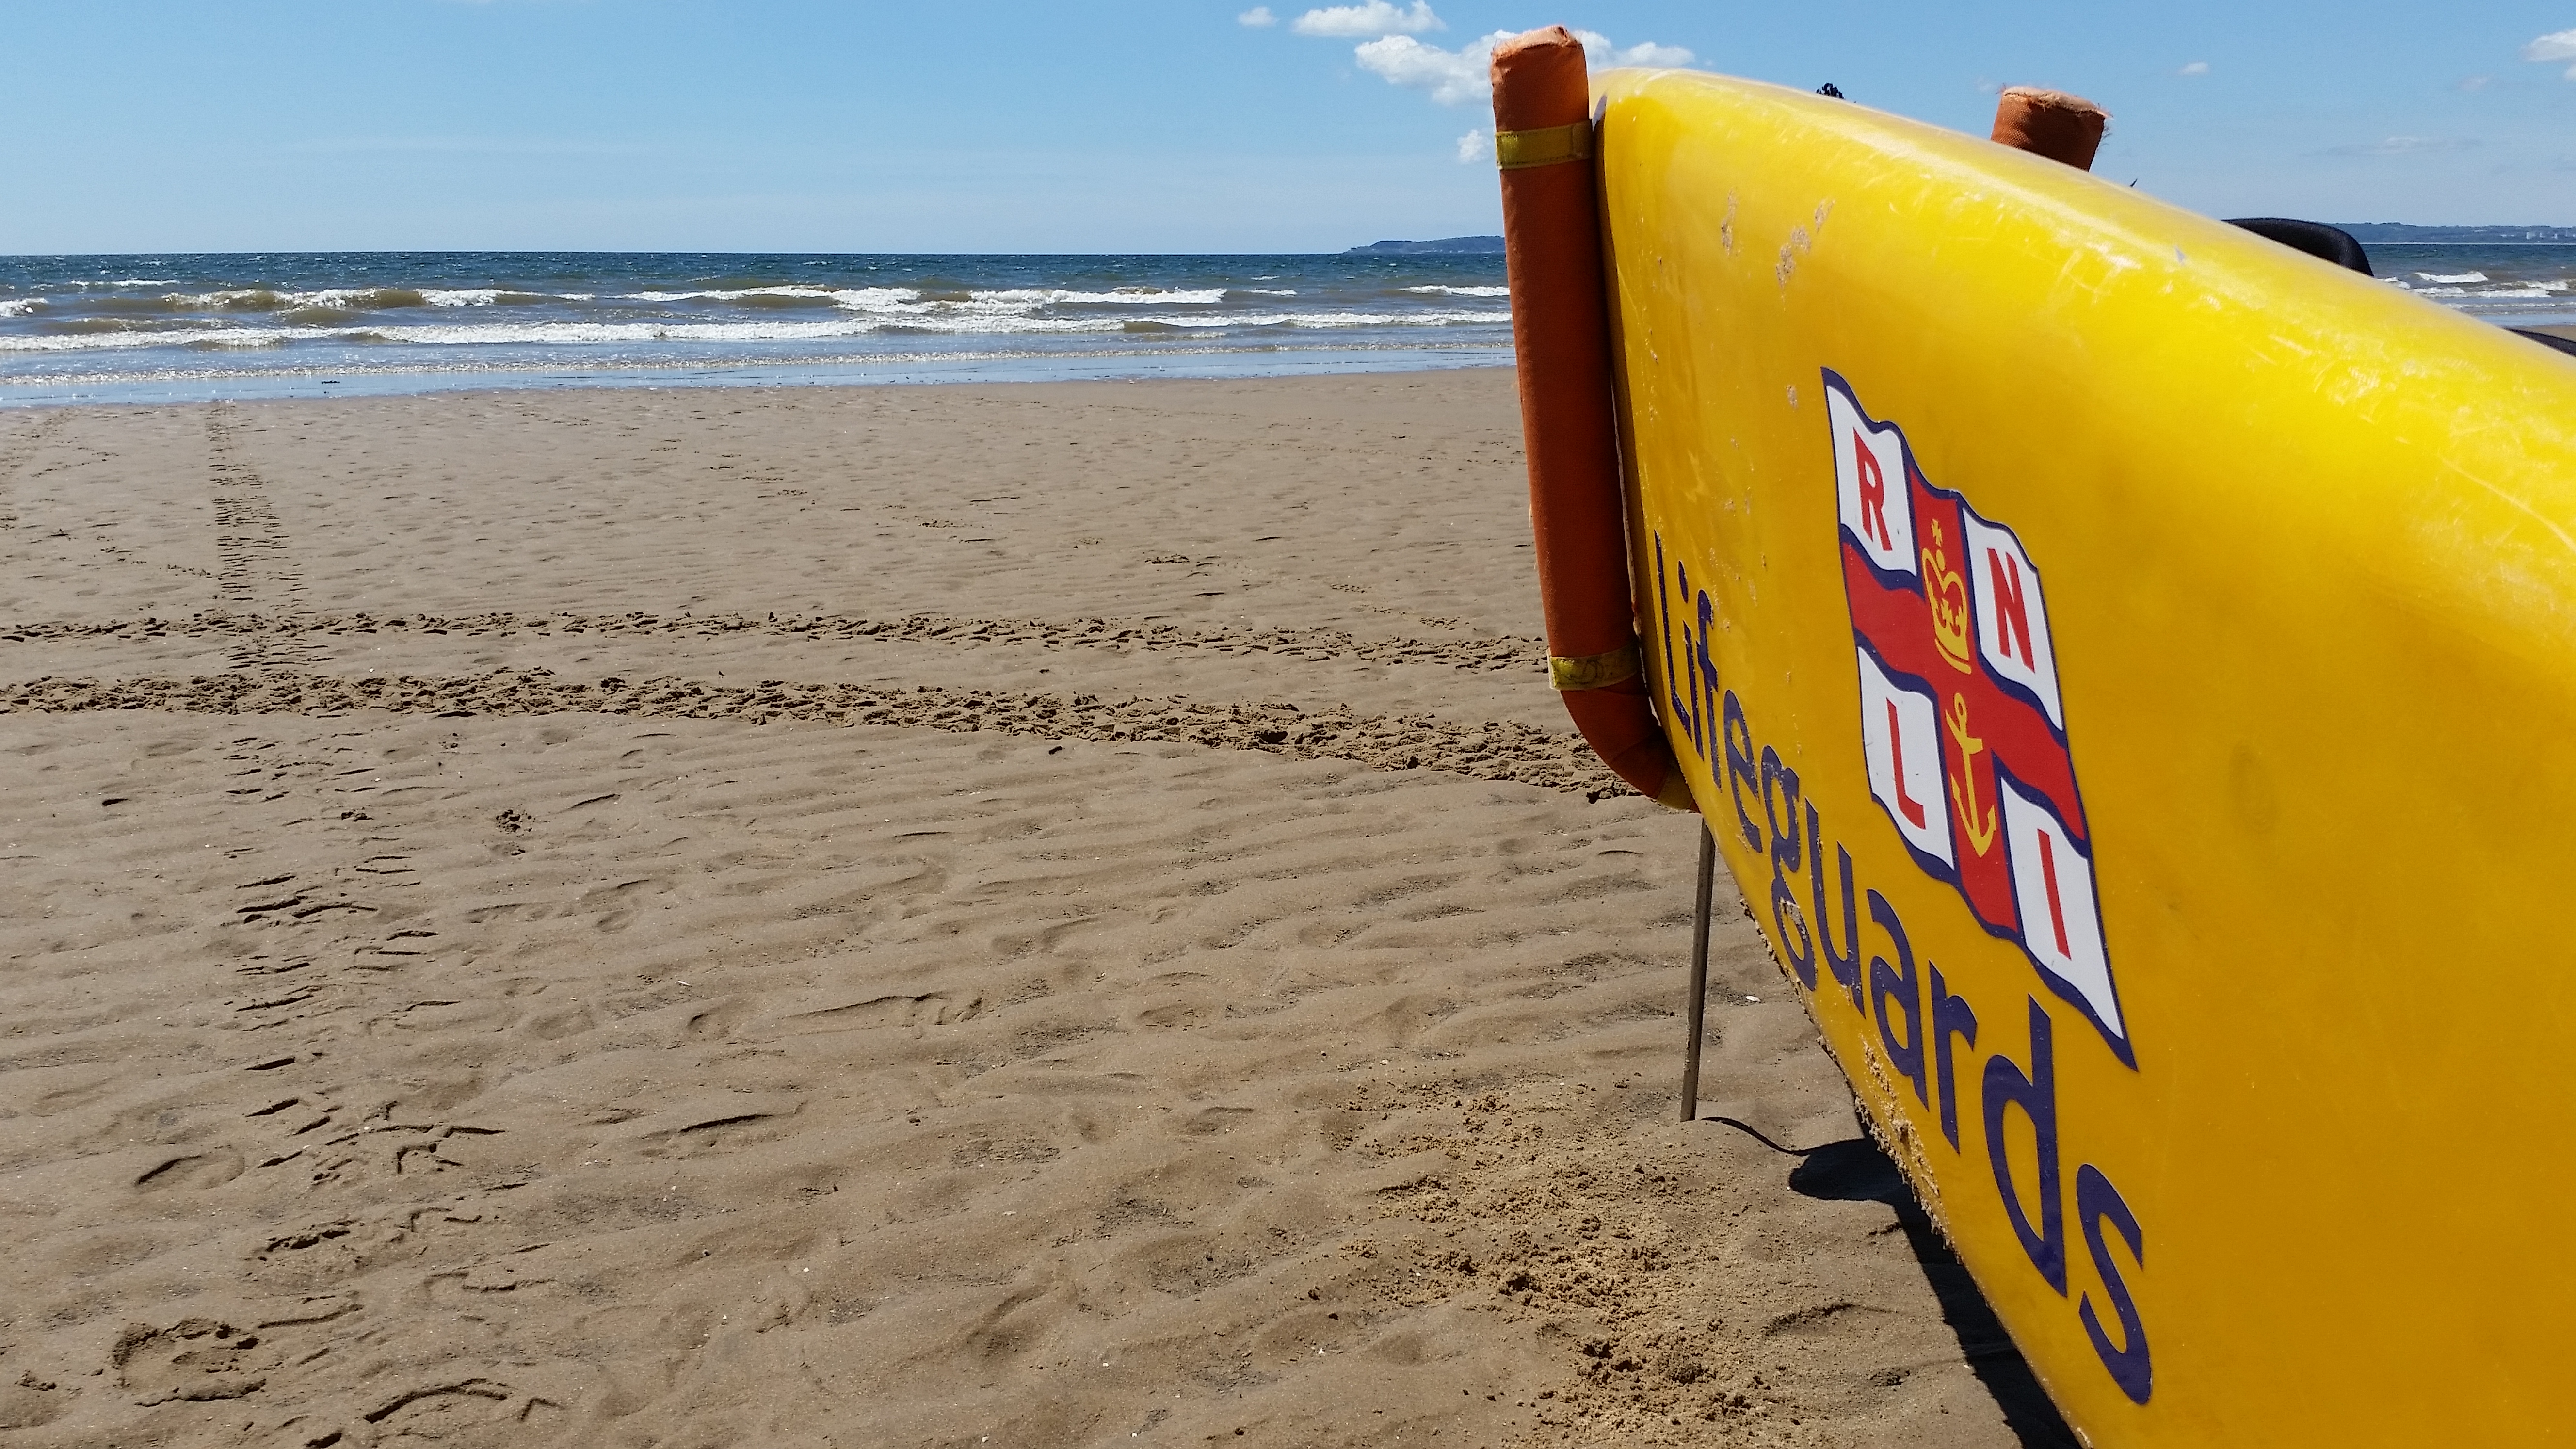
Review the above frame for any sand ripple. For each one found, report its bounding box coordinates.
[0,374,2063,1448]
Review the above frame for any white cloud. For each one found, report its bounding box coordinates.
[2460,74,2491,91]
[1238,6,1276,26]
[2523,28,2576,60]
[1353,31,1506,104]
[2526,27,2576,78]
[1291,0,1440,37]
[2178,60,2209,76]
[1350,27,1692,106]
[1456,127,1493,163]
[1579,31,1692,67]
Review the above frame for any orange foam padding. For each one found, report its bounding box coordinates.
[1491,26,1689,808]
[1989,87,2108,171]
[1561,677,1684,801]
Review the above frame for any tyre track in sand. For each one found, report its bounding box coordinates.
[204,404,318,669]
[2,607,1546,674]
[0,668,1633,800]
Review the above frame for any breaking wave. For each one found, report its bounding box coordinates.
[0,308,1508,355]
[0,250,1523,399]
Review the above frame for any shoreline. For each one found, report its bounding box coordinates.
[0,344,1515,411]
[10,312,2568,412]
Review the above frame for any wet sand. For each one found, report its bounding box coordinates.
[0,374,2064,1447]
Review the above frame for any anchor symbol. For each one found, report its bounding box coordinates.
[1946,692,1999,856]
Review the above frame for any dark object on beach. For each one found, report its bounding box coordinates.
[1989,87,2108,171]
[2512,328,2576,358]
[1343,236,1506,255]
[1488,26,1692,809]
[2225,218,2375,276]
[1816,82,1844,98]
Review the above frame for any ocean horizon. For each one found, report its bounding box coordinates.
[0,241,2563,408]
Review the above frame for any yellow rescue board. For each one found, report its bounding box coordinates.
[1597,70,2576,1446]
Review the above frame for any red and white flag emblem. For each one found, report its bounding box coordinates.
[1824,370,2128,1063]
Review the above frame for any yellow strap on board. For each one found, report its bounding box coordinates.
[1496,121,1594,170]
[1548,643,1639,691]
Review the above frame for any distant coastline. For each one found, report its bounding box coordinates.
[1344,225,2576,254]
[1344,236,1506,256]
[1345,225,2576,252]
[2335,223,2576,244]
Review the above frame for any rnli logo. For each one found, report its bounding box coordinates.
[1823,370,2131,1065]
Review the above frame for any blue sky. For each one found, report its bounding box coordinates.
[3,1,2572,254]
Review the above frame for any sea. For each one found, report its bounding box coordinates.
[2367,243,2576,324]
[0,252,1513,408]
[0,242,2563,408]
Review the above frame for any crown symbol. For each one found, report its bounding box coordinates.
[1923,520,1973,674]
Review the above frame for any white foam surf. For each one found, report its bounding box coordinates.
[0,306,1513,355]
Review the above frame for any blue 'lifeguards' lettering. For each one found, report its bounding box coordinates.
[1694,588,1720,753]
[1867,889,1928,1107]
[1682,565,1707,760]
[1651,532,2148,1405]
[1655,534,1698,755]
[1723,690,1762,852]
[1762,748,1815,989]
[1807,801,1864,1013]
[1930,964,1980,1151]
[1985,998,2067,1294]
[2076,1163,2151,1404]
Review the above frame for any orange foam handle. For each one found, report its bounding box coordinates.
[1491,27,1690,808]
[1989,87,2108,170]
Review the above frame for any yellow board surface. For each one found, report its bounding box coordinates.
[1596,70,2576,1446]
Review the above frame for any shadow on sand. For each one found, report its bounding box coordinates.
[1704,1115,2081,1449]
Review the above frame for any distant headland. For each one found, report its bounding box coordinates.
[1343,227,2576,253]
[2334,223,2576,244]
[1344,236,1506,255]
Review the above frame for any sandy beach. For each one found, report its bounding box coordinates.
[0,372,2065,1448]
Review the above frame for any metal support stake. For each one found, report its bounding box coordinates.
[1680,820,1715,1121]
